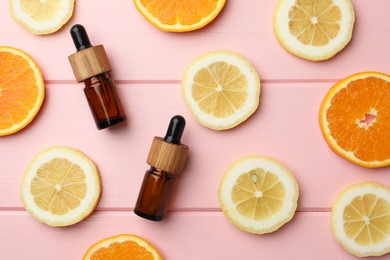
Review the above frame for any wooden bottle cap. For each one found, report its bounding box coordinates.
[68,45,112,82]
[146,137,189,174]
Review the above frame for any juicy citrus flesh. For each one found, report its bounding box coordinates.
[218,155,299,234]
[319,72,390,168]
[331,182,390,257]
[134,0,226,32]
[83,234,163,260]
[343,195,390,246]
[21,146,101,226]
[0,46,44,136]
[20,0,62,21]
[289,0,342,46]
[9,0,75,35]
[273,0,355,61]
[182,50,260,130]
[193,61,248,118]
[31,158,87,215]
[232,168,286,220]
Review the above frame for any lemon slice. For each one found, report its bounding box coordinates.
[218,155,299,234]
[21,146,101,227]
[273,0,355,61]
[9,0,75,35]
[181,50,260,130]
[331,182,390,257]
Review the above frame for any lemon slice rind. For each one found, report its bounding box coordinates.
[219,155,299,234]
[273,0,355,61]
[21,146,101,227]
[9,0,75,35]
[331,182,390,257]
[182,50,260,130]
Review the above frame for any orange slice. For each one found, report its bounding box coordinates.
[319,72,390,168]
[133,0,226,32]
[0,46,44,136]
[83,234,163,260]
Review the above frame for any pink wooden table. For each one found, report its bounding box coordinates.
[1,0,390,259]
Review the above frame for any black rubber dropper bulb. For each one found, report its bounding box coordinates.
[70,24,92,51]
[163,115,186,145]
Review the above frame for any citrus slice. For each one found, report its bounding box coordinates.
[181,50,260,130]
[331,182,390,257]
[273,0,355,61]
[218,155,299,234]
[319,71,390,168]
[83,234,163,260]
[133,0,226,32]
[0,46,44,136]
[9,0,75,35]
[21,146,101,227]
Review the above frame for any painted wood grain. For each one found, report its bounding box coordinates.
[1,0,390,259]
[0,0,389,81]
[1,83,388,211]
[1,211,386,260]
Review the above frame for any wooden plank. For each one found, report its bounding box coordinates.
[0,1,389,81]
[1,83,388,210]
[1,211,384,260]
[1,1,390,259]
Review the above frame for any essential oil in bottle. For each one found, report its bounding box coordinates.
[68,24,126,130]
[134,115,189,221]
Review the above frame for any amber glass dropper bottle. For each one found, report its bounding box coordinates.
[134,115,189,221]
[68,24,126,129]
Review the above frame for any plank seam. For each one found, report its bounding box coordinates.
[43,79,341,85]
[0,207,332,212]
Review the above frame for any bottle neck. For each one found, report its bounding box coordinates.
[84,72,111,85]
[148,167,175,179]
